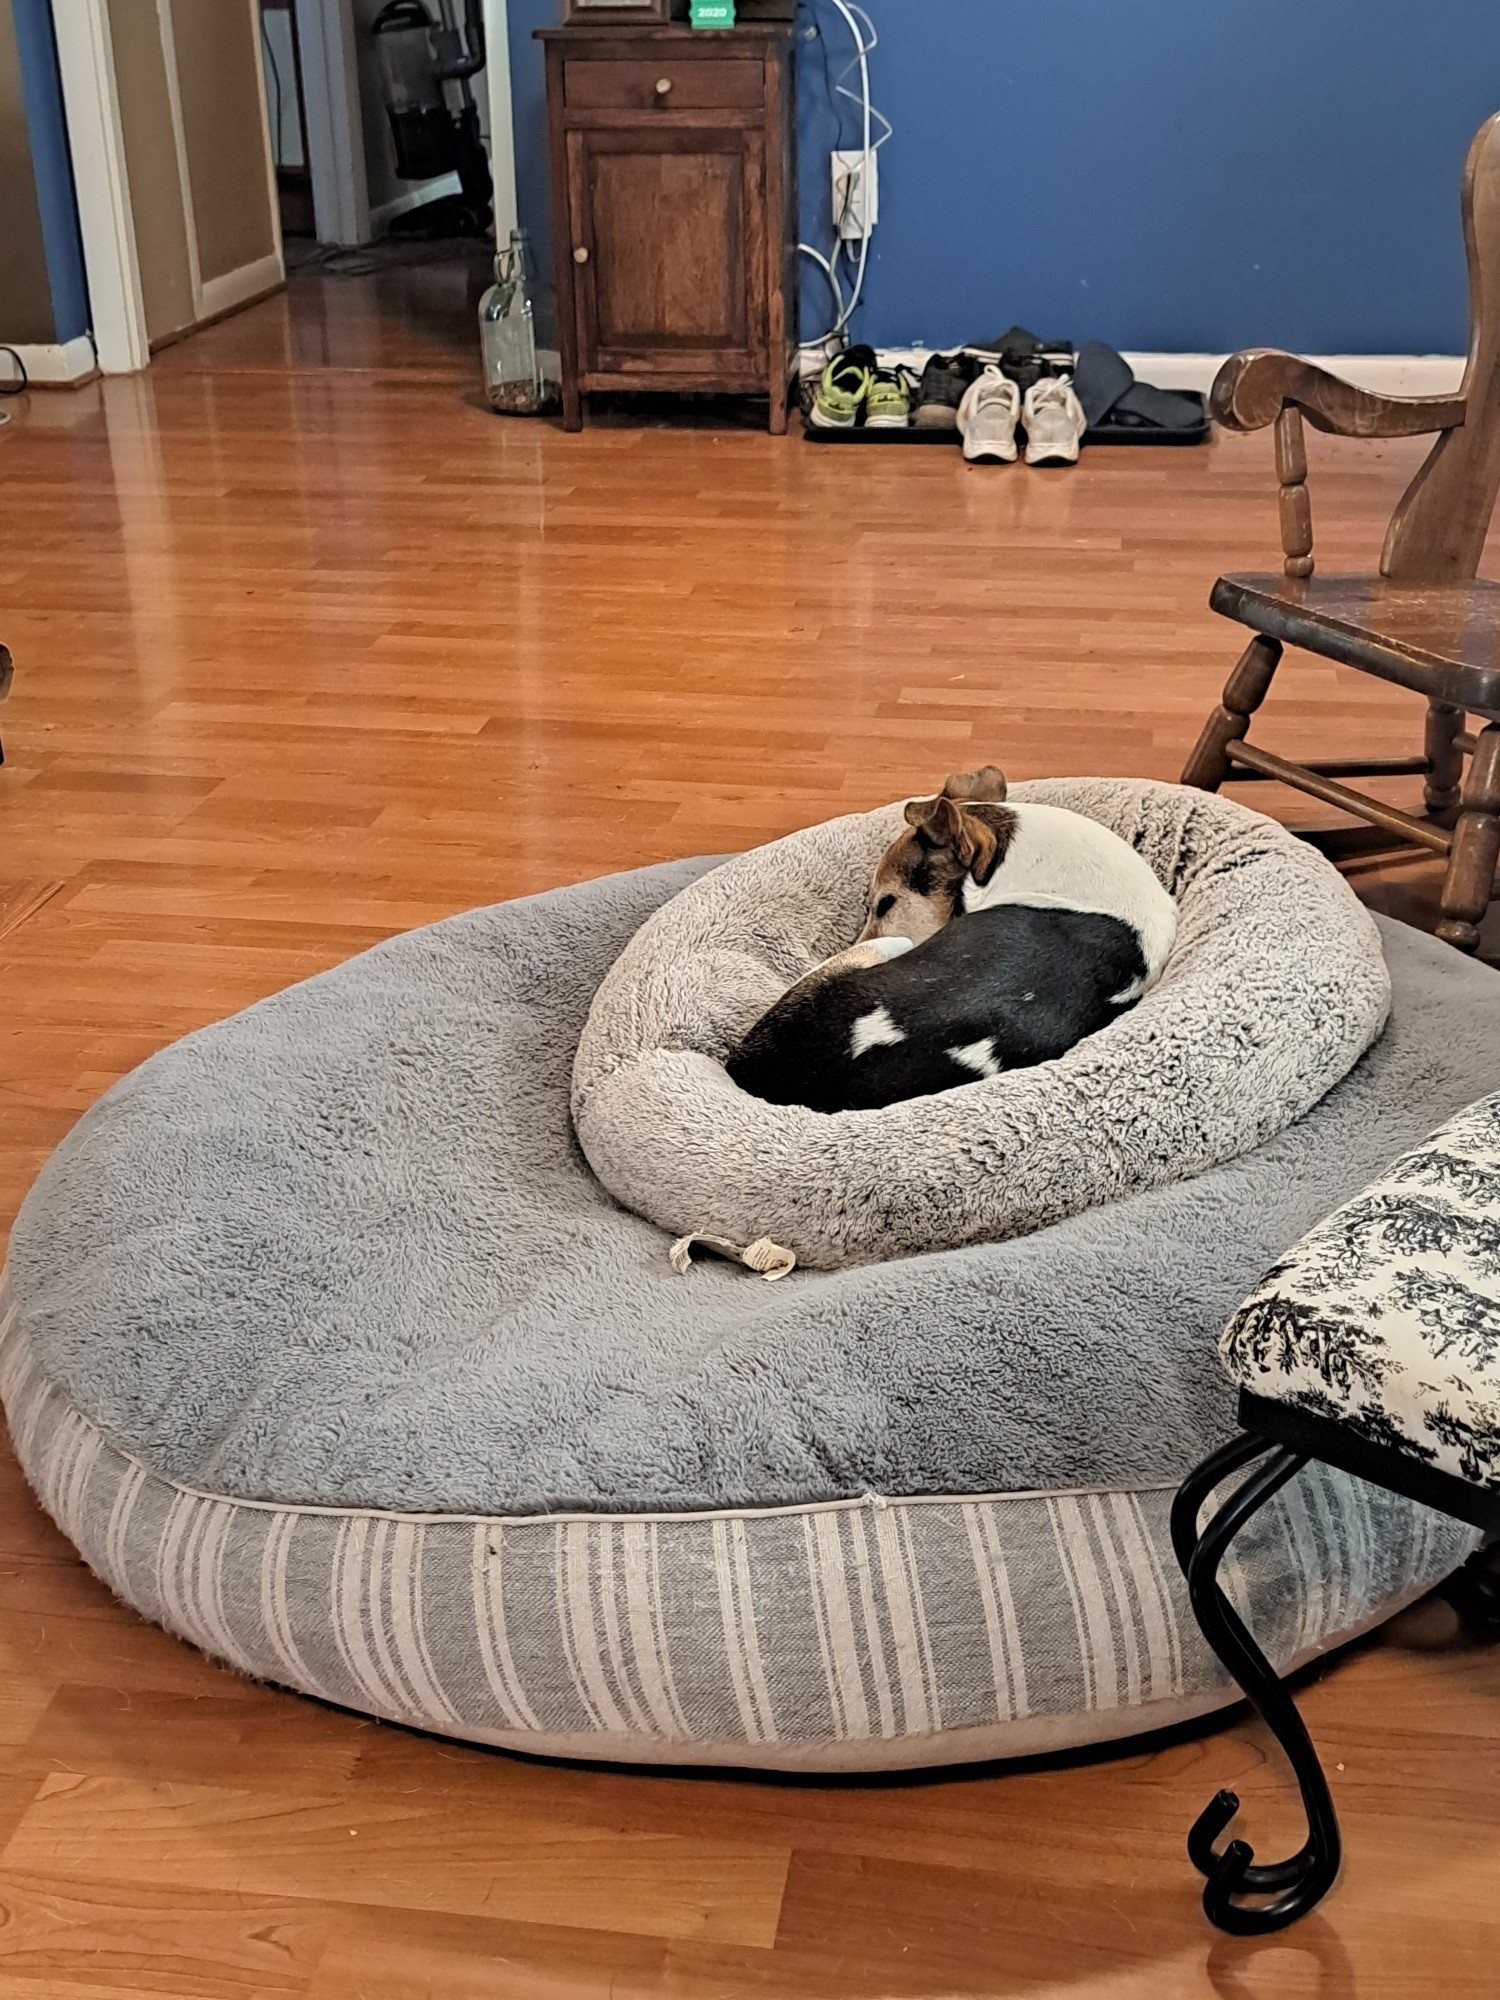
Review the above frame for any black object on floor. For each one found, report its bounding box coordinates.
[965,324,1074,393]
[0,641,12,767]
[912,351,971,426]
[1073,340,1207,432]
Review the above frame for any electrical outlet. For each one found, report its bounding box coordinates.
[831,149,877,240]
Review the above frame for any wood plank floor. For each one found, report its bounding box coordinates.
[2,263,1499,1996]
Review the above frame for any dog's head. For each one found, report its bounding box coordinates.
[858,766,1012,944]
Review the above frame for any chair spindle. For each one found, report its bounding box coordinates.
[1275,407,1314,578]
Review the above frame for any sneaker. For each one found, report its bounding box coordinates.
[864,365,914,428]
[912,351,970,429]
[956,365,1021,463]
[809,344,876,429]
[1022,375,1086,465]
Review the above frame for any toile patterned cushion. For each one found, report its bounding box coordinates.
[1222,1093,1500,1489]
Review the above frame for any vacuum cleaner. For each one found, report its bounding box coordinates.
[370,0,491,237]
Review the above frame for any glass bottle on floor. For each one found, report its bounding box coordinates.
[480,230,558,416]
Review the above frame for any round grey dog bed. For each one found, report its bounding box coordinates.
[574,781,1391,1269]
[2,856,1493,1772]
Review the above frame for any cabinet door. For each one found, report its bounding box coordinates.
[566,126,767,382]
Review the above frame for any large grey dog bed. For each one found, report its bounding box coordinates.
[3,845,1495,1771]
[575,781,1391,1268]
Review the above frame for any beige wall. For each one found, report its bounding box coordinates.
[0,0,57,346]
[106,0,196,345]
[170,0,278,284]
[100,0,279,349]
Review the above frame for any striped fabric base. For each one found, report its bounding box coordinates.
[0,1291,1475,1772]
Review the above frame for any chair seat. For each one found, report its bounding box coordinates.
[1212,573,1500,712]
[1222,1094,1500,1492]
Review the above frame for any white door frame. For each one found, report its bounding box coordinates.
[484,0,518,241]
[50,0,149,374]
[54,0,516,354]
[293,0,371,244]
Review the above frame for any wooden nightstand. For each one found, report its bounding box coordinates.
[537,23,797,432]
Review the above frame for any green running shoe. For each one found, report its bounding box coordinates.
[864,365,915,428]
[809,344,876,428]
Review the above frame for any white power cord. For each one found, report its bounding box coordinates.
[799,242,845,326]
[796,0,890,356]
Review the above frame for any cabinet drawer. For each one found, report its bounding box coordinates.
[563,58,762,112]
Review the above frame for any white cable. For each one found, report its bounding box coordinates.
[832,4,891,155]
[795,0,889,354]
[829,0,871,337]
[798,242,845,324]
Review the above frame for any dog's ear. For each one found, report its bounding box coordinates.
[904,796,1000,882]
[940,764,1007,803]
[906,794,964,847]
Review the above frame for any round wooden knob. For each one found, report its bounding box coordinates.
[654,75,672,95]
[572,245,589,265]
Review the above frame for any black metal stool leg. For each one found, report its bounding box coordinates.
[1170,1430,1278,1577]
[1174,1436,1343,1935]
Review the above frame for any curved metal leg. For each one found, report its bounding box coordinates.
[1170,1430,1277,1578]
[1173,1436,1343,1934]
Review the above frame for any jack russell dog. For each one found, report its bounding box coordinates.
[727,766,1177,1114]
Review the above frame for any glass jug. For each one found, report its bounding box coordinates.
[479,231,558,416]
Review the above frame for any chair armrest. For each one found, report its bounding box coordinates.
[1211,349,1466,438]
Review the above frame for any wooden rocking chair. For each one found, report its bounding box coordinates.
[1183,110,1500,952]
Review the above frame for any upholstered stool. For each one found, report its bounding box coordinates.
[1175,1091,1500,1933]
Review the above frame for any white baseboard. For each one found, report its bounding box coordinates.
[798,344,1467,399]
[198,252,285,321]
[1120,352,1466,396]
[370,173,463,236]
[0,335,99,386]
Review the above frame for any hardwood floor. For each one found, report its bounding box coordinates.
[2,266,1499,1997]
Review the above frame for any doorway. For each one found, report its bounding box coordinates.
[54,0,518,376]
[260,0,315,239]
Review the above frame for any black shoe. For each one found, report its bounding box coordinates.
[913,351,971,429]
[964,327,1073,395]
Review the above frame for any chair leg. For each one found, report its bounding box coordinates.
[1172,1434,1342,1935]
[1437,720,1500,953]
[1182,636,1283,791]
[1424,701,1466,824]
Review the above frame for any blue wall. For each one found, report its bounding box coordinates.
[12,0,88,343]
[508,0,556,340]
[794,0,1494,355]
[511,0,1498,358]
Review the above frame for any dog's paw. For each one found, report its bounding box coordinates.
[867,935,915,961]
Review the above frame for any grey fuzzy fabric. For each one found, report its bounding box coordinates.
[7,851,1500,1519]
[573,781,1391,1269]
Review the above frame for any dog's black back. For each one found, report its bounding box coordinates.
[727,904,1147,1114]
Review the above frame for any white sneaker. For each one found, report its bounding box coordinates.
[1022,376,1086,465]
[957,366,1021,464]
